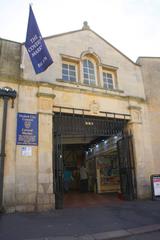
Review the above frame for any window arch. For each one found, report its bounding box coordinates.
[83,59,96,85]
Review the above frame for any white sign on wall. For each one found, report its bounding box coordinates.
[153,178,160,196]
[21,146,32,156]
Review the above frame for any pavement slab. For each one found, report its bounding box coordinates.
[1,200,160,240]
[24,224,160,240]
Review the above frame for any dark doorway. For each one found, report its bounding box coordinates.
[53,111,137,209]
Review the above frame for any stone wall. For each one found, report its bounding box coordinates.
[137,57,160,175]
[21,28,145,100]
[0,38,21,80]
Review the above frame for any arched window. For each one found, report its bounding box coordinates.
[83,59,96,85]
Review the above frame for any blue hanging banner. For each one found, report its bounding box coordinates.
[25,5,53,74]
[16,113,38,146]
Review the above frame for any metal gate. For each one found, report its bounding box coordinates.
[53,112,128,136]
[117,134,137,200]
[54,133,63,209]
[53,110,135,209]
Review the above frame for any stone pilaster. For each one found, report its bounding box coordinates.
[15,85,38,212]
[128,104,154,199]
[37,85,55,211]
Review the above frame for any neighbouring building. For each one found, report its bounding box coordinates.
[0,22,159,212]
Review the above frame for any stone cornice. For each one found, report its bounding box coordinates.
[128,105,142,110]
[54,81,146,103]
[60,54,80,62]
[0,75,146,103]
[0,75,55,88]
[101,63,118,70]
[56,79,124,93]
[37,92,56,99]
[127,96,145,103]
[38,112,53,116]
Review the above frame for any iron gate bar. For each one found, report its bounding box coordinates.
[117,134,137,200]
[128,132,137,198]
[53,112,128,136]
[54,132,64,209]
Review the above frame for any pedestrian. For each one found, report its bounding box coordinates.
[64,167,73,192]
[80,163,88,192]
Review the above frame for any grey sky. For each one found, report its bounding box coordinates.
[0,0,160,62]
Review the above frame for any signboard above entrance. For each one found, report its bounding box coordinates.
[16,113,38,146]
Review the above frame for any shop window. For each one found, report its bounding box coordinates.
[83,59,96,86]
[103,72,114,90]
[62,63,77,82]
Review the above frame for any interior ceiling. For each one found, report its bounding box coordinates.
[62,135,106,144]
[62,135,97,145]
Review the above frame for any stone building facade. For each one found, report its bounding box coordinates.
[137,57,160,175]
[0,23,159,212]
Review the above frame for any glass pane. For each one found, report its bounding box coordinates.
[103,79,107,84]
[69,70,76,76]
[88,60,93,68]
[103,72,106,78]
[89,69,94,74]
[83,67,88,73]
[62,64,68,69]
[70,76,76,82]
[90,74,95,80]
[108,83,113,88]
[69,65,75,71]
[108,79,113,84]
[83,60,88,67]
[107,73,112,78]
[90,77,96,82]
[62,69,68,75]
[63,75,69,80]
[84,73,89,79]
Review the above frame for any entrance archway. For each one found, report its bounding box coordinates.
[53,109,137,209]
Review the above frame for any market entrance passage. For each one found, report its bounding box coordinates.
[53,109,137,209]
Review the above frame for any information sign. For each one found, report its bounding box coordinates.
[16,113,38,146]
[21,146,32,156]
[151,175,160,200]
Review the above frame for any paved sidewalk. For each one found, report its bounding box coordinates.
[24,225,160,240]
[0,200,160,240]
[116,230,160,240]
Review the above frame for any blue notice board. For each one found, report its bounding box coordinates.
[16,113,38,146]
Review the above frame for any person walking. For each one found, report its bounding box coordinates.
[80,164,88,193]
[64,167,73,192]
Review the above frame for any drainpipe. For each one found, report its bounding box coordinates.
[0,87,16,211]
